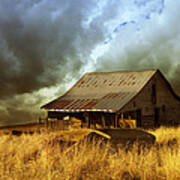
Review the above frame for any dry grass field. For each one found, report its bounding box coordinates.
[0,126,180,180]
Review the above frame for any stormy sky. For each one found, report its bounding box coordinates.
[0,0,180,126]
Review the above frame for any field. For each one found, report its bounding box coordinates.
[0,127,180,180]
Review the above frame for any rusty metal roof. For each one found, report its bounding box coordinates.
[41,69,157,112]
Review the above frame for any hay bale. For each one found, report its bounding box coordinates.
[119,119,136,128]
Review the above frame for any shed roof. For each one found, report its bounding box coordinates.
[41,69,158,112]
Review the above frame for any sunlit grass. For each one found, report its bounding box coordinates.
[0,127,180,179]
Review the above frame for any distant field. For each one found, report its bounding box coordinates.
[0,123,45,134]
[0,122,64,135]
[0,126,180,179]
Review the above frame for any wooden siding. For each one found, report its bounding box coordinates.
[121,71,180,128]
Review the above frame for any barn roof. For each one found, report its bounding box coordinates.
[41,69,159,113]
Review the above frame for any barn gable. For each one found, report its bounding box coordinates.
[120,70,180,127]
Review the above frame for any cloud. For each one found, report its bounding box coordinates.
[0,0,180,126]
[95,0,180,94]
[0,0,120,125]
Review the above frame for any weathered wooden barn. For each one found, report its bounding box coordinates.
[41,69,180,129]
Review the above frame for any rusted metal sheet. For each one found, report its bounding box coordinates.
[42,99,72,109]
[42,70,157,112]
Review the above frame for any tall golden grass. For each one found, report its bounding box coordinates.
[0,127,180,180]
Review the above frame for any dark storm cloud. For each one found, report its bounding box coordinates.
[0,0,122,125]
[1,0,180,126]
[0,0,109,98]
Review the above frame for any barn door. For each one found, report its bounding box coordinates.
[154,108,160,127]
[136,109,142,127]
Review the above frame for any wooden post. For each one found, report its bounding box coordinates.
[115,113,118,128]
[54,119,57,129]
[54,120,56,129]
[45,110,48,128]
[69,116,72,129]
[102,114,106,128]
[84,112,90,128]
[56,119,58,129]
[38,117,41,124]
[50,120,52,129]
[63,119,64,130]
[87,114,90,128]
[81,120,83,128]
[53,120,55,129]
[93,113,97,129]
[51,120,54,129]
[113,115,116,128]
[53,120,54,129]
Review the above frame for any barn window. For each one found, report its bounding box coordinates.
[152,84,156,104]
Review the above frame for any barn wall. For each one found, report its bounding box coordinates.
[120,71,180,128]
[154,72,180,126]
[120,76,155,128]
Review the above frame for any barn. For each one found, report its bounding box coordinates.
[41,69,180,129]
